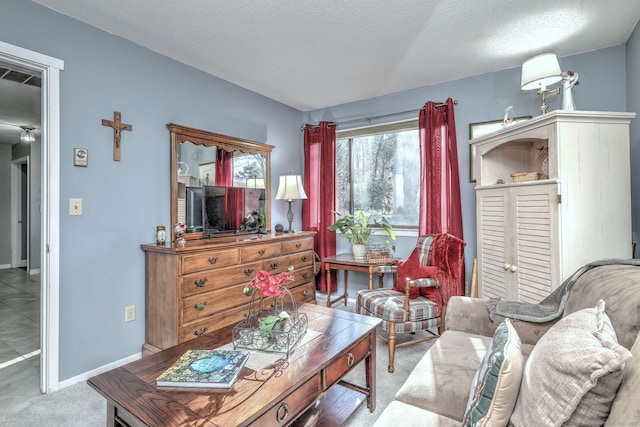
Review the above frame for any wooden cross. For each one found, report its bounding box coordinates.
[102,111,132,161]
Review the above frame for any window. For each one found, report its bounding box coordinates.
[336,119,419,228]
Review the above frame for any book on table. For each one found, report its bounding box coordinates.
[156,349,250,388]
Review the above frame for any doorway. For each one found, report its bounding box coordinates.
[0,40,63,393]
[11,156,29,270]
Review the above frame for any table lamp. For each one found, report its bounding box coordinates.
[521,53,562,114]
[275,174,307,233]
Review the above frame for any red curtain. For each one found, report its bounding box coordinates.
[224,187,244,230]
[418,98,464,292]
[303,122,337,292]
[215,148,233,186]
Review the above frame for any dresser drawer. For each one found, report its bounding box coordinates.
[263,251,314,274]
[181,261,262,297]
[182,249,239,274]
[181,283,251,323]
[281,238,314,255]
[289,281,316,304]
[289,266,315,288]
[252,374,320,426]
[179,304,250,343]
[240,243,282,263]
[323,336,370,388]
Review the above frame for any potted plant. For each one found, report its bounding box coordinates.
[328,211,396,260]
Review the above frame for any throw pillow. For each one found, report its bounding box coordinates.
[510,300,632,427]
[393,247,440,299]
[462,318,524,427]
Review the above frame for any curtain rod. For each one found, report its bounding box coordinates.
[301,99,458,131]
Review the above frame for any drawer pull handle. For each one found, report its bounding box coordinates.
[194,278,208,288]
[276,402,289,423]
[244,268,255,276]
[302,272,309,279]
[347,352,355,367]
[296,243,302,249]
[270,262,279,270]
[194,302,208,311]
[194,327,208,336]
[301,256,308,262]
[302,290,309,296]
[208,257,218,264]
[258,249,266,255]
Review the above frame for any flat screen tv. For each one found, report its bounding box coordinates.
[200,186,265,235]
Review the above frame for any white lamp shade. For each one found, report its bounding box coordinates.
[275,175,308,201]
[246,178,265,189]
[521,53,562,90]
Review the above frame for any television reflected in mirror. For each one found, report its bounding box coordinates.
[186,186,266,235]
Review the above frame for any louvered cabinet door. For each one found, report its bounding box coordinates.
[477,188,510,300]
[512,183,560,304]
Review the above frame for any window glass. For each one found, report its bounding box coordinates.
[336,121,419,228]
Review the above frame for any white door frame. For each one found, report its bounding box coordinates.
[0,41,63,393]
[10,156,29,269]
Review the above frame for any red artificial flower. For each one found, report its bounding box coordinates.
[246,268,295,298]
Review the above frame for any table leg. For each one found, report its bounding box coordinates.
[325,265,332,308]
[343,270,348,306]
[366,330,377,411]
[377,272,385,288]
[368,268,374,290]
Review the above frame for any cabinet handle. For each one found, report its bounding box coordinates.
[194,327,208,336]
[276,402,289,423]
[258,249,266,255]
[301,256,308,262]
[503,263,511,270]
[302,290,309,296]
[194,278,208,288]
[347,352,355,367]
[194,302,208,311]
[244,268,255,276]
[208,257,218,264]
[270,262,279,270]
[296,243,302,249]
[510,265,518,272]
[302,272,309,279]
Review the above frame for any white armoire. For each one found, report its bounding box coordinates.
[471,110,634,303]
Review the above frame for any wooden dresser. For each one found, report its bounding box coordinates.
[141,231,317,356]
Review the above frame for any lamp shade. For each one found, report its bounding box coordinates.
[246,178,265,189]
[521,53,562,90]
[275,174,308,201]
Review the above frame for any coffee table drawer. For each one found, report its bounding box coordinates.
[323,336,370,388]
[253,375,320,426]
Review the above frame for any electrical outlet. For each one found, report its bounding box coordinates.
[125,305,136,322]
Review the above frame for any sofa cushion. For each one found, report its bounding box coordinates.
[605,334,640,426]
[463,319,523,427]
[510,300,632,427]
[372,401,461,427]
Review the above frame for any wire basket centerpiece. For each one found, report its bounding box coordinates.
[232,268,307,357]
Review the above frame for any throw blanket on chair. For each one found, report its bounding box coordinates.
[487,258,640,323]
[422,233,466,306]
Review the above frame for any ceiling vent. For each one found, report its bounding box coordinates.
[0,64,41,88]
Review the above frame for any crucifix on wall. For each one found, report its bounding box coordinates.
[102,111,132,161]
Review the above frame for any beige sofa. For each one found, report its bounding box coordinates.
[373,262,640,426]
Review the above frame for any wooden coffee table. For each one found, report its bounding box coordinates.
[88,303,381,426]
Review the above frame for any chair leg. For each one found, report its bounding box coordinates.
[438,304,447,335]
[388,322,396,373]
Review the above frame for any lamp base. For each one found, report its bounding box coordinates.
[537,87,560,114]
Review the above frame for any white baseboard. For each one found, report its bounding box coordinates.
[0,264,12,269]
[58,351,142,390]
[29,268,41,275]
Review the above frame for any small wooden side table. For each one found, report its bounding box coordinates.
[322,254,395,307]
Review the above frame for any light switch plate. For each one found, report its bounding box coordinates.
[69,198,82,216]
[74,148,88,167]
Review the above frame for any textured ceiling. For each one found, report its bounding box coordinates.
[2,0,640,144]
[32,0,640,111]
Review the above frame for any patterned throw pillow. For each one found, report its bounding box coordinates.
[510,300,632,427]
[462,318,523,427]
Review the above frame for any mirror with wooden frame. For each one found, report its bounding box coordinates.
[168,123,274,242]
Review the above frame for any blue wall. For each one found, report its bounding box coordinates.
[2,0,637,382]
[305,45,631,287]
[2,0,304,380]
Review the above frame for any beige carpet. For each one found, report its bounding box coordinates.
[0,293,435,426]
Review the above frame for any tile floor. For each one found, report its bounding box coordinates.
[0,268,42,405]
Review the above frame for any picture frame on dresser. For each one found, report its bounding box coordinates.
[468,116,531,182]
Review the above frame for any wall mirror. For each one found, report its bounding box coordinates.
[168,123,274,242]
